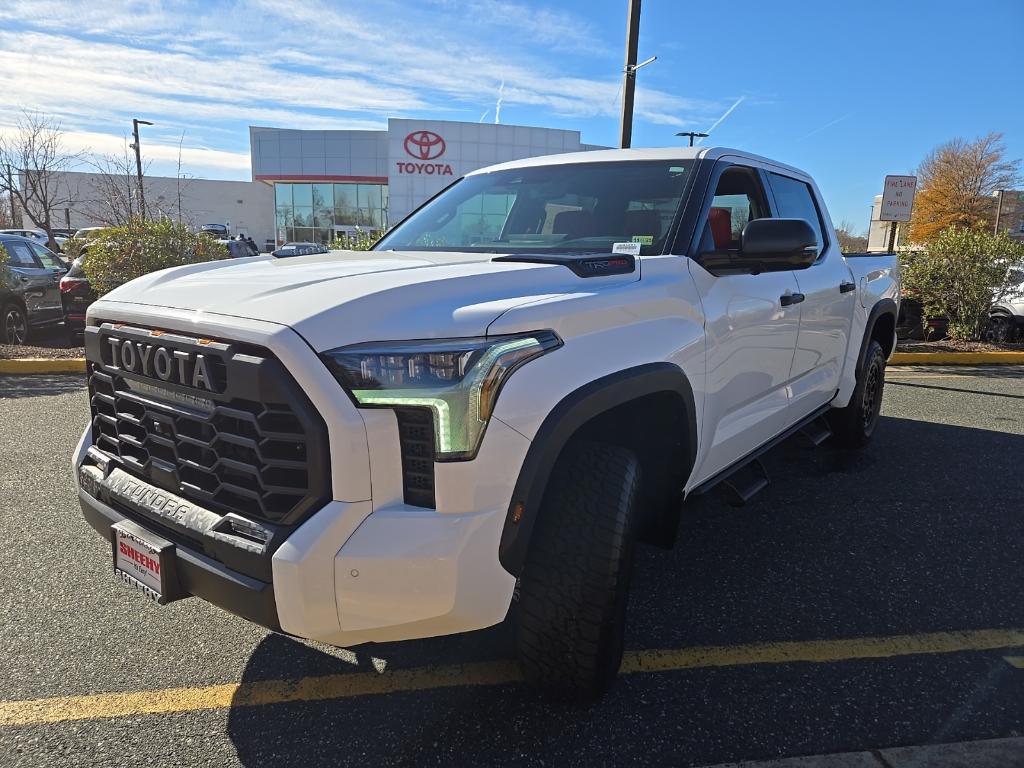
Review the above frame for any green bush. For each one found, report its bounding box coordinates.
[900,227,1024,340]
[328,229,382,251]
[61,235,87,262]
[83,219,229,297]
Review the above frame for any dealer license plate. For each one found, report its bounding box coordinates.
[112,520,173,603]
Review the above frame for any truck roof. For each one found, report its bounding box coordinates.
[469,146,811,180]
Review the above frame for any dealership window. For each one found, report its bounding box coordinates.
[274,182,387,244]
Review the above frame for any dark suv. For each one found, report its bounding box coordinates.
[0,234,68,344]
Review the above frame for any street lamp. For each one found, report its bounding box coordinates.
[131,119,153,220]
[675,131,709,147]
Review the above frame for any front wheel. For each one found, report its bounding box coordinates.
[829,339,886,448]
[2,303,28,345]
[516,440,641,701]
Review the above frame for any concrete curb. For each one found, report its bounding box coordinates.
[890,351,1024,365]
[0,358,87,375]
[700,735,1024,767]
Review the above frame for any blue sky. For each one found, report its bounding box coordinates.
[0,0,1021,232]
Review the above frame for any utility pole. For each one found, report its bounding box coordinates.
[676,131,709,147]
[131,119,153,221]
[993,189,1005,235]
[619,0,642,149]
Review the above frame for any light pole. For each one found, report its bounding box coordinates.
[676,131,708,147]
[618,0,655,148]
[993,189,1005,235]
[131,119,153,220]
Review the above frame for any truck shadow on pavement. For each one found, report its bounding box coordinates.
[0,374,87,399]
[225,414,1024,767]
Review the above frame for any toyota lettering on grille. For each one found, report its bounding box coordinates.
[106,336,219,392]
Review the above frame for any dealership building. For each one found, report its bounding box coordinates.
[250,118,604,245]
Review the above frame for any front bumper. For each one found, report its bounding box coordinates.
[78,484,280,629]
[73,387,529,648]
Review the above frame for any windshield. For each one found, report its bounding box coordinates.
[375,160,693,256]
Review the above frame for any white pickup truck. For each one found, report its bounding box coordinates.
[73,147,899,700]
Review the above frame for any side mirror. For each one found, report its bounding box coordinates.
[739,218,819,270]
[699,218,818,274]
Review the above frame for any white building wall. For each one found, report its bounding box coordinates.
[35,171,275,247]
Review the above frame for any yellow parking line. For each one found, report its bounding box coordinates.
[2,628,1022,727]
[1005,656,1024,669]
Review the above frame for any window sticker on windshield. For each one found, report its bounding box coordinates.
[612,242,642,256]
[630,235,654,245]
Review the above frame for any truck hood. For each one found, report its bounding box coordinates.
[93,249,638,351]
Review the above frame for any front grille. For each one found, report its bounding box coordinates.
[86,323,330,526]
[395,407,436,508]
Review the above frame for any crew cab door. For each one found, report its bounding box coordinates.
[3,239,56,322]
[765,172,855,415]
[686,162,802,484]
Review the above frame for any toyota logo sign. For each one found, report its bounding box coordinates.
[404,130,446,160]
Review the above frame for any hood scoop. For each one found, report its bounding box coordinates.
[491,252,636,278]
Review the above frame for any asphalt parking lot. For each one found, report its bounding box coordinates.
[1,366,1022,767]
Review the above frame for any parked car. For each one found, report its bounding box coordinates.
[60,255,96,340]
[272,241,327,257]
[72,147,900,700]
[986,267,1024,342]
[0,228,68,251]
[199,224,230,239]
[0,234,67,344]
[215,238,254,259]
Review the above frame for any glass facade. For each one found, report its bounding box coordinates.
[275,182,388,244]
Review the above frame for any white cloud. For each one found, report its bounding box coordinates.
[0,0,737,178]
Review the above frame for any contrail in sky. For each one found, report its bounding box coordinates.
[799,112,852,141]
[494,80,505,124]
[697,96,745,143]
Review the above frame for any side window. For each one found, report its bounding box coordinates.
[703,166,770,251]
[767,173,827,255]
[4,241,39,268]
[30,243,64,270]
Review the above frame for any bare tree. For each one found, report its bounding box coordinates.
[0,111,82,249]
[835,219,869,253]
[0,192,15,228]
[84,140,141,226]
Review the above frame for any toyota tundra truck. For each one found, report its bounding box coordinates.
[73,147,899,700]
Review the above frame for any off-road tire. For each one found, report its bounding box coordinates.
[829,339,886,448]
[2,302,28,345]
[516,440,641,701]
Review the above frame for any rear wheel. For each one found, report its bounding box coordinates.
[516,440,641,701]
[1,303,28,345]
[829,339,886,448]
[984,312,1014,343]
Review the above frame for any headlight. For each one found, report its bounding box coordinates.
[321,331,561,460]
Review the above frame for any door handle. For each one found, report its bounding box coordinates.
[19,275,29,283]
[839,281,856,293]
[780,293,805,307]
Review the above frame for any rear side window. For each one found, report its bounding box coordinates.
[767,173,827,253]
[3,241,38,267]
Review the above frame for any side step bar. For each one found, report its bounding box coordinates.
[720,458,769,507]
[690,405,833,505]
[799,416,833,447]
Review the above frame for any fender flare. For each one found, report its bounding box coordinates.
[498,362,697,576]
[857,298,897,375]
